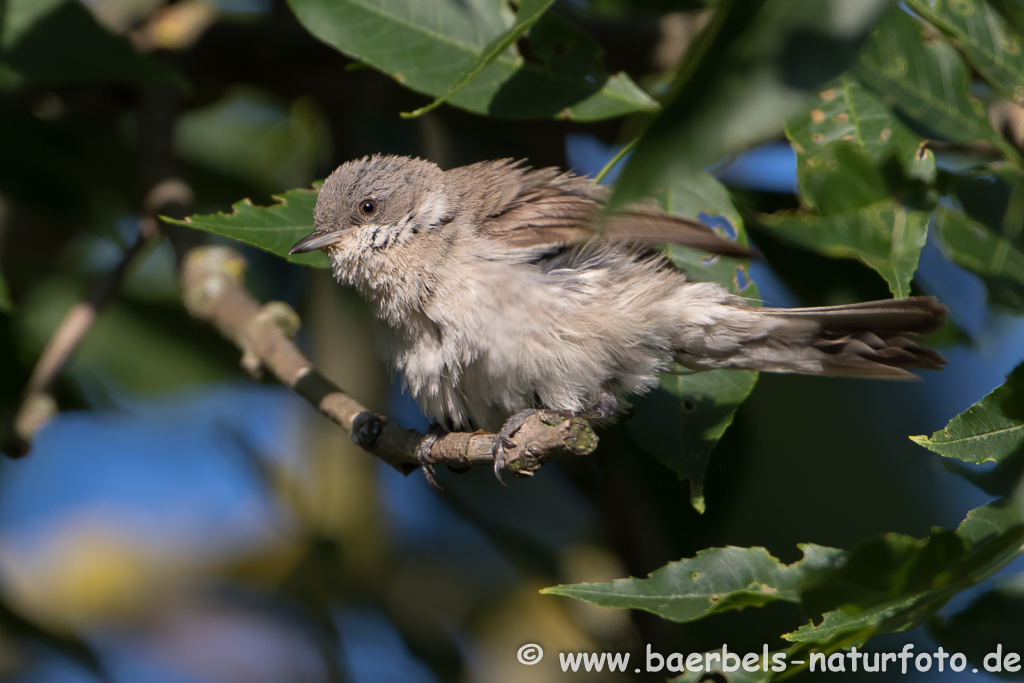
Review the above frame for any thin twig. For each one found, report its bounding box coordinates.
[3,220,158,457]
[179,245,598,477]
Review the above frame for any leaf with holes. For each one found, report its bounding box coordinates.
[629,170,758,512]
[542,545,840,623]
[787,74,936,203]
[911,362,1024,465]
[164,184,328,268]
[908,0,1024,106]
[611,0,889,208]
[286,0,656,120]
[757,197,930,298]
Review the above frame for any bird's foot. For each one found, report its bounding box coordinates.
[417,423,447,490]
[576,387,618,420]
[492,409,539,482]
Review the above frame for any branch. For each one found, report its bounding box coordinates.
[5,223,155,457]
[179,245,598,478]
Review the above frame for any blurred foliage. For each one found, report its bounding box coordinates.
[3,0,1024,681]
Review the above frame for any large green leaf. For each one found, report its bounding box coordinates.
[854,5,1010,155]
[909,0,1024,106]
[401,0,556,118]
[911,363,1024,465]
[285,0,656,120]
[787,74,936,200]
[165,184,328,268]
[611,0,890,208]
[935,205,1024,311]
[541,545,840,623]
[628,170,758,512]
[2,0,183,86]
[786,503,1024,648]
[756,198,930,298]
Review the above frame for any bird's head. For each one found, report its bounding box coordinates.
[289,155,452,258]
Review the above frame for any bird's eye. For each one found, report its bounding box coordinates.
[359,199,377,215]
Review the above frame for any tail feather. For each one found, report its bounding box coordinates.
[677,296,948,379]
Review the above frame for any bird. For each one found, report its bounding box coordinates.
[290,155,947,483]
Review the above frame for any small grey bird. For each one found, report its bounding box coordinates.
[291,155,946,480]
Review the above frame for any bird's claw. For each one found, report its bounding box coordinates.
[492,409,538,482]
[417,423,446,490]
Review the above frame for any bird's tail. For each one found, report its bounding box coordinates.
[675,296,948,379]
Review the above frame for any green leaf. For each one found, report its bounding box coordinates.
[756,199,930,298]
[787,508,1024,648]
[935,205,1024,311]
[631,371,757,513]
[911,362,1024,465]
[285,0,657,120]
[2,0,183,86]
[784,595,927,644]
[401,0,556,118]
[541,545,840,623]
[165,184,329,268]
[787,74,936,200]
[612,0,890,208]
[854,6,1009,154]
[628,170,758,512]
[908,0,1024,106]
[989,0,1024,36]
[957,497,1024,545]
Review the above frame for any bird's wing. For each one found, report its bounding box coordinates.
[448,160,752,259]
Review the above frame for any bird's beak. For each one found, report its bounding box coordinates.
[289,228,352,255]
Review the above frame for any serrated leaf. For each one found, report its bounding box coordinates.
[911,362,1024,465]
[286,0,656,121]
[612,0,889,208]
[2,0,183,86]
[908,0,1024,106]
[165,184,329,268]
[628,170,758,512]
[784,595,926,644]
[541,545,841,623]
[854,6,1009,153]
[402,0,556,118]
[757,199,930,298]
[788,505,1024,648]
[935,205,1024,311]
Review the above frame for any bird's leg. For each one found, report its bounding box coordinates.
[417,423,448,490]
[491,409,539,482]
[491,387,617,480]
[574,386,618,420]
